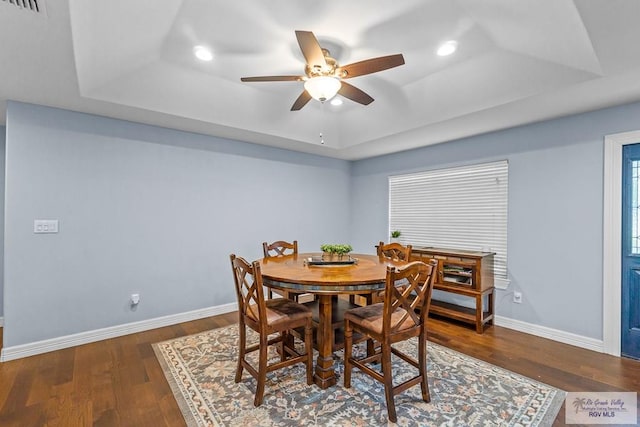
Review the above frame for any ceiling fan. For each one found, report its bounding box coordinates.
[240,30,405,111]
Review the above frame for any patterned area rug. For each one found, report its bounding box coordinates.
[153,325,565,426]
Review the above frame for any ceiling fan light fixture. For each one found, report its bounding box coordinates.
[240,31,405,110]
[304,76,341,102]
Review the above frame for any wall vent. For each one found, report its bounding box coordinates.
[1,0,46,14]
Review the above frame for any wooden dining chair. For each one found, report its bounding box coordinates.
[262,240,298,300]
[343,259,437,423]
[263,240,298,258]
[372,240,415,302]
[377,241,412,261]
[230,254,313,406]
[350,241,414,306]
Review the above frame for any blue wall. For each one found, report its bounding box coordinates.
[4,98,640,351]
[3,102,351,347]
[351,101,640,340]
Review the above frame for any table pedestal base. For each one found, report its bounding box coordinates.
[313,294,337,389]
[313,355,337,388]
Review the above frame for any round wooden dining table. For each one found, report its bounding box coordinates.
[259,252,406,389]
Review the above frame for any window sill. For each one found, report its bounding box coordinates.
[495,277,510,290]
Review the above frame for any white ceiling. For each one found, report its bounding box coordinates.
[2,0,640,160]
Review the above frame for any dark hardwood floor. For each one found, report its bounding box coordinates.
[1,314,639,426]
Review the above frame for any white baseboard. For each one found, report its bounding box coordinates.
[494,315,604,353]
[0,316,3,327]
[1,309,605,362]
[0,302,237,362]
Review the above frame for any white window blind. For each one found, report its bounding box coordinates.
[389,160,508,279]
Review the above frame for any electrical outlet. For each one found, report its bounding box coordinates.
[130,293,140,305]
[513,291,522,304]
[34,219,59,233]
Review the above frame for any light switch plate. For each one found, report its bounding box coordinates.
[34,219,59,234]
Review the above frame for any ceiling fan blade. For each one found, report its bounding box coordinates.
[337,54,405,79]
[241,76,303,82]
[338,82,374,105]
[291,90,312,111]
[295,30,327,68]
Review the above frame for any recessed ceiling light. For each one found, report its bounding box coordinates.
[437,40,458,56]
[193,45,213,61]
[330,98,343,106]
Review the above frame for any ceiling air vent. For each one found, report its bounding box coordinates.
[0,0,45,14]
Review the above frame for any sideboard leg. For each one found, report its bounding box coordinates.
[475,293,483,333]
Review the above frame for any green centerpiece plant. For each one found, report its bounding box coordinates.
[320,243,353,260]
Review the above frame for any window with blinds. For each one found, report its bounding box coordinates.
[389,160,508,279]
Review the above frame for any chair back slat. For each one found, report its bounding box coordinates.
[383,260,437,334]
[263,240,298,257]
[230,254,266,328]
[377,241,412,261]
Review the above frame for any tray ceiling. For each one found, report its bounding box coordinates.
[1,0,640,159]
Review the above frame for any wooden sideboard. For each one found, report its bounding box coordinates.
[410,247,495,333]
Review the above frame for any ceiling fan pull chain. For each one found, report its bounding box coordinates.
[320,100,327,144]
